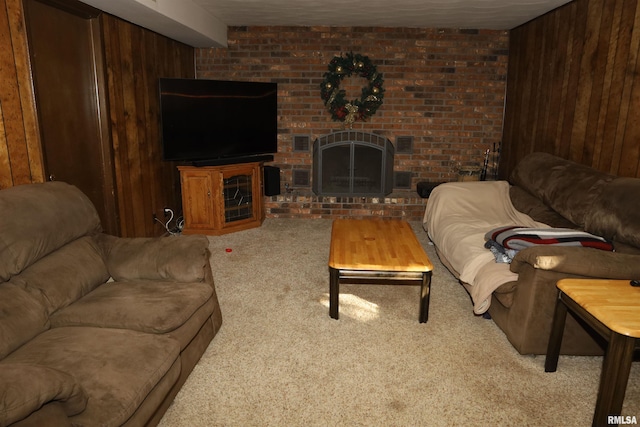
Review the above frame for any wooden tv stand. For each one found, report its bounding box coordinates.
[178,162,264,235]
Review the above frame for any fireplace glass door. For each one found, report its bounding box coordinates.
[317,142,386,196]
[321,145,351,194]
[313,131,394,197]
[353,144,383,194]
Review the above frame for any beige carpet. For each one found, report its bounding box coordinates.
[159,218,640,426]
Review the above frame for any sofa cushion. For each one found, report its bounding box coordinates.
[0,283,50,359]
[584,177,640,249]
[96,234,210,283]
[0,182,101,282]
[509,152,614,228]
[508,186,576,228]
[50,280,214,334]
[3,327,180,427]
[0,363,88,426]
[10,236,110,315]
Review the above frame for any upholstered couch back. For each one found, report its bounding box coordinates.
[0,182,102,280]
[509,152,640,253]
[0,182,109,359]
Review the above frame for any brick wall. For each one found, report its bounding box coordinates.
[196,26,508,219]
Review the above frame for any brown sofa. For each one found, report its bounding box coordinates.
[424,152,640,355]
[0,182,222,426]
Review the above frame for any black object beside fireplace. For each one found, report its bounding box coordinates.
[312,131,394,197]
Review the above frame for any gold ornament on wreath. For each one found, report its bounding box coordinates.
[320,52,384,127]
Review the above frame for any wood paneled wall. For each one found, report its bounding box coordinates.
[501,0,640,179]
[0,0,194,237]
[0,0,43,188]
[101,14,194,237]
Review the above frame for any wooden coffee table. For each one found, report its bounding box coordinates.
[328,219,434,323]
[545,278,640,426]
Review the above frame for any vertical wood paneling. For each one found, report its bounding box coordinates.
[578,0,608,165]
[501,0,640,179]
[101,13,194,236]
[535,14,554,156]
[558,1,587,161]
[598,0,632,172]
[548,9,567,155]
[0,102,8,187]
[1,1,191,237]
[0,0,43,188]
[102,14,132,235]
[619,5,640,177]
[592,1,623,166]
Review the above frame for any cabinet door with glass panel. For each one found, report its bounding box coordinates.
[179,162,264,235]
[219,163,263,232]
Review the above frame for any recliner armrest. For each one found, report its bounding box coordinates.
[510,246,640,279]
[95,234,211,283]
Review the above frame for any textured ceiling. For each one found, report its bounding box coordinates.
[80,0,573,47]
[191,0,572,29]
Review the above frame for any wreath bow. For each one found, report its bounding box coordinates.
[320,52,384,127]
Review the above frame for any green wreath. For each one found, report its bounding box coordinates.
[320,52,384,126]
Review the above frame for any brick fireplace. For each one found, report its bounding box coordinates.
[265,130,426,221]
[196,25,509,220]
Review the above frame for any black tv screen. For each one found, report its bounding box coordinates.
[159,78,278,163]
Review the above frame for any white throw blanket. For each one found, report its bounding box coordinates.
[423,181,547,314]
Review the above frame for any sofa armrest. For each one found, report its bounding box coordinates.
[0,363,87,426]
[510,246,640,279]
[95,234,211,283]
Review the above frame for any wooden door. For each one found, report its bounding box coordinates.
[24,0,118,234]
[179,168,216,232]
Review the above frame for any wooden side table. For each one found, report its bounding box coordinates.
[545,278,640,427]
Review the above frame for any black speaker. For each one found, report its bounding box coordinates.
[416,181,444,198]
[263,166,281,196]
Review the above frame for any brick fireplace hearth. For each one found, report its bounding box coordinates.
[264,191,426,221]
[265,130,426,220]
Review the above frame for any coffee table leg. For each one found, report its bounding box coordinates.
[329,267,339,319]
[419,271,432,323]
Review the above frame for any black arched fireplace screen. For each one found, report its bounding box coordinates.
[312,131,394,197]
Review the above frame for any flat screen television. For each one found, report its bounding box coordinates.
[159,78,278,165]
